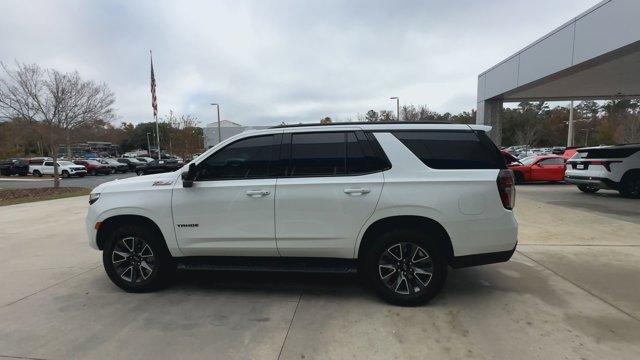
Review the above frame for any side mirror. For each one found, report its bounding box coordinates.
[182,163,197,188]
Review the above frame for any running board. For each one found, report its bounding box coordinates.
[176,256,358,274]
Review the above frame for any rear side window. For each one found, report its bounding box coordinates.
[289,132,346,176]
[392,131,504,169]
[539,158,564,165]
[285,131,389,177]
[197,135,274,180]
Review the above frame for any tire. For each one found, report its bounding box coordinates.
[33,170,42,177]
[102,223,176,292]
[61,170,69,178]
[619,172,640,199]
[89,170,96,176]
[136,170,144,176]
[79,174,86,178]
[110,168,116,174]
[578,185,599,194]
[513,172,524,185]
[361,228,447,306]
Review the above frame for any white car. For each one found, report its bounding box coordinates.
[565,144,640,198]
[86,123,518,305]
[30,160,87,178]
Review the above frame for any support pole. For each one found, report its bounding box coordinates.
[567,101,574,147]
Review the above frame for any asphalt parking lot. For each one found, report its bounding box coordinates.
[0,173,137,190]
[1,187,639,359]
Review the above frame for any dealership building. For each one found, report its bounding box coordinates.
[476,0,640,145]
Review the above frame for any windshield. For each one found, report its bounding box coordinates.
[520,156,537,165]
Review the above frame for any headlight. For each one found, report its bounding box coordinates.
[89,193,100,205]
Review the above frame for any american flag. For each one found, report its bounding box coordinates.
[150,51,157,117]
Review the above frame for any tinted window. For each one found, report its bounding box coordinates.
[539,158,564,166]
[392,131,502,169]
[347,132,369,174]
[44,161,53,166]
[289,132,346,176]
[580,147,639,159]
[197,135,273,180]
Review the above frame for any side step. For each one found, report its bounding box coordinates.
[177,256,358,274]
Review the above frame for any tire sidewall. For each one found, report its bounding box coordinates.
[362,229,447,306]
[620,173,640,199]
[102,224,175,292]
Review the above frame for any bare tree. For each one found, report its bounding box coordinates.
[0,62,115,187]
[164,110,203,160]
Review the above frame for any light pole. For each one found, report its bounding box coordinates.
[211,103,221,144]
[390,97,400,121]
[146,132,152,156]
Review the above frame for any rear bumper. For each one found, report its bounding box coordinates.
[450,244,517,268]
[564,175,617,189]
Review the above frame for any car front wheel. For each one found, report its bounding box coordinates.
[362,229,447,306]
[103,224,175,292]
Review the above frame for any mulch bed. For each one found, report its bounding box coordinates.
[0,187,90,206]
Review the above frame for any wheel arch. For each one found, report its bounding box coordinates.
[356,215,454,264]
[97,214,166,252]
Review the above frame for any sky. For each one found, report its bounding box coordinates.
[0,0,599,127]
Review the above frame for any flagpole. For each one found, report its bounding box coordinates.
[150,50,161,159]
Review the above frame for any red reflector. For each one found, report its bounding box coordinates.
[94,222,102,230]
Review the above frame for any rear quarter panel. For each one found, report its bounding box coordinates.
[357,132,518,257]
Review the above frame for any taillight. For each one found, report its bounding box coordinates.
[497,169,516,210]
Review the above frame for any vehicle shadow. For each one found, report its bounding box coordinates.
[165,257,560,306]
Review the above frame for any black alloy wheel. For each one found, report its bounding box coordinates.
[378,242,434,295]
[362,229,447,306]
[103,224,175,292]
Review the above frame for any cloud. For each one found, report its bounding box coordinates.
[0,0,598,126]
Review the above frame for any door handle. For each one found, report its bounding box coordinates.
[245,189,270,197]
[344,188,371,195]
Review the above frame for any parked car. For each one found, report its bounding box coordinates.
[99,158,129,173]
[508,155,566,184]
[136,157,155,164]
[117,158,146,172]
[0,158,29,176]
[86,123,517,306]
[30,160,87,178]
[74,159,112,175]
[135,158,182,175]
[565,144,640,198]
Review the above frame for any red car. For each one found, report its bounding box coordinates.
[508,155,566,184]
[73,159,112,175]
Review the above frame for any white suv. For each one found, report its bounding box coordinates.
[86,123,518,305]
[565,144,640,198]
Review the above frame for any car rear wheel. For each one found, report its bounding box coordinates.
[33,170,42,177]
[61,170,69,178]
[578,185,599,194]
[619,172,640,199]
[361,229,447,306]
[103,224,176,292]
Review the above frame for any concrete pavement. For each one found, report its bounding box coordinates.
[0,192,639,359]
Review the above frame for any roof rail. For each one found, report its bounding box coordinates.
[269,121,451,129]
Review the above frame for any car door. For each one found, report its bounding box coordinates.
[172,133,282,256]
[531,158,563,181]
[275,130,385,258]
[43,161,54,175]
